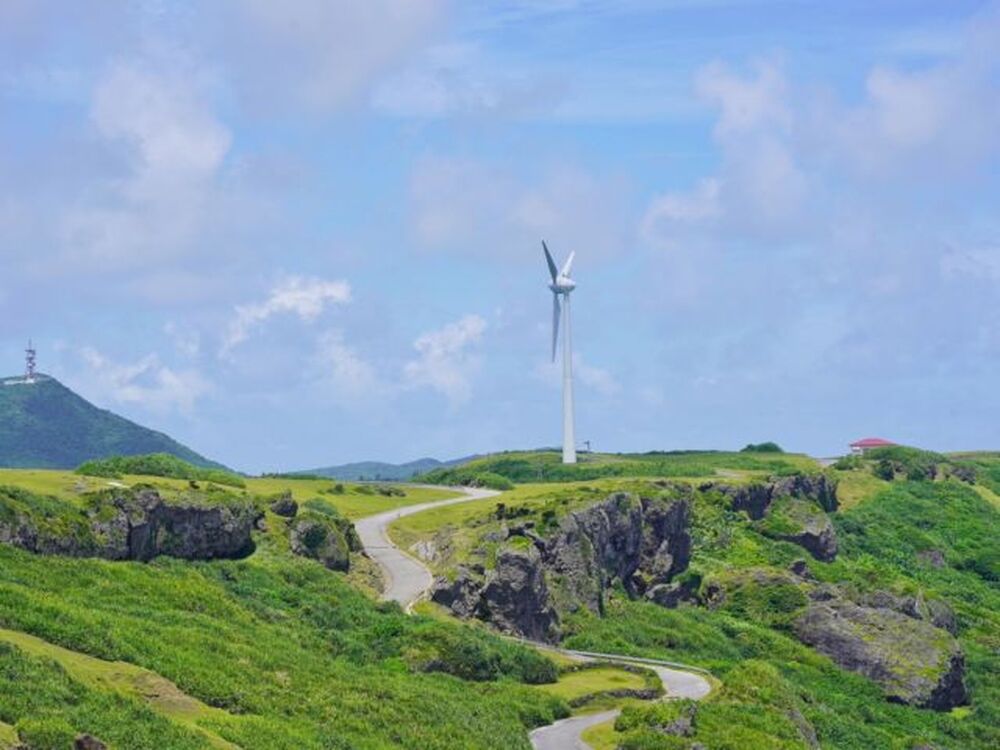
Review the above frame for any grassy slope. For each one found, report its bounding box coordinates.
[0,468,459,520]
[0,376,222,470]
[396,456,1000,749]
[0,471,563,749]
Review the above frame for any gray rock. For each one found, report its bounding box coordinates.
[288,515,352,571]
[789,559,814,579]
[760,497,838,562]
[74,736,107,750]
[430,569,483,619]
[479,546,560,643]
[269,493,298,517]
[794,600,967,710]
[858,590,958,635]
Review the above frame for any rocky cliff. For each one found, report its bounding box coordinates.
[432,491,692,642]
[0,486,260,561]
[702,474,839,561]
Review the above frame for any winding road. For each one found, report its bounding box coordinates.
[356,486,713,749]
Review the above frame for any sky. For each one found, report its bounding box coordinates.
[2,1,999,472]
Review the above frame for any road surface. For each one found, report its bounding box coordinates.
[355,484,713,748]
[354,486,500,610]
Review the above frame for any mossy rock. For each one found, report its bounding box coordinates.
[288,513,353,571]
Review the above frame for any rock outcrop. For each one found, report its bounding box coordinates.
[431,491,692,641]
[478,546,560,642]
[288,512,362,572]
[761,498,838,562]
[0,487,260,562]
[794,599,967,710]
[703,474,839,561]
[269,493,298,518]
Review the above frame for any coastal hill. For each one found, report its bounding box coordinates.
[0,374,222,470]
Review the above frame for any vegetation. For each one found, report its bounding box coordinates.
[418,449,814,485]
[740,442,784,453]
[0,376,223,470]
[0,471,566,748]
[77,453,246,488]
[401,450,999,749]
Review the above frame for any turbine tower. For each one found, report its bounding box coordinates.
[543,241,577,464]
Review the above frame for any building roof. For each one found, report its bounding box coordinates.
[849,437,895,448]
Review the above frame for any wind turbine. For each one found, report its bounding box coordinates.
[543,240,577,464]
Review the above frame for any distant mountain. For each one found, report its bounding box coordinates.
[298,455,476,481]
[0,374,224,470]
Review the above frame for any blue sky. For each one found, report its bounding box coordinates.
[2,1,998,471]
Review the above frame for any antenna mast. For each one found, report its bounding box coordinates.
[25,340,37,383]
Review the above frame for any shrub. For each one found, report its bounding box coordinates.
[740,442,784,453]
[15,717,76,750]
[76,454,245,488]
[874,459,895,481]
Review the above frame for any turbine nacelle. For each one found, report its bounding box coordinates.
[549,276,576,295]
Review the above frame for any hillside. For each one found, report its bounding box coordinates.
[300,455,475,481]
[0,468,564,749]
[0,375,222,470]
[396,449,1000,749]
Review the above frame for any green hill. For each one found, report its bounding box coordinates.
[0,374,223,470]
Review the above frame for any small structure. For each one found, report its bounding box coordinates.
[849,437,895,455]
[24,340,37,383]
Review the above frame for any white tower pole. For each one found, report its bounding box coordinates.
[561,293,577,464]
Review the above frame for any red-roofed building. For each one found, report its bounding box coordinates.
[849,437,896,455]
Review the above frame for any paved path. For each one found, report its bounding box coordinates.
[355,485,713,748]
[354,486,500,610]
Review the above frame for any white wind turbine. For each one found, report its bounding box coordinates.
[543,240,577,464]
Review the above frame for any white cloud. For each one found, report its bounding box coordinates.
[220,0,444,113]
[409,155,631,261]
[371,42,556,119]
[695,58,790,137]
[79,347,209,414]
[222,276,352,355]
[59,57,232,267]
[163,321,201,358]
[312,329,383,403]
[403,314,486,405]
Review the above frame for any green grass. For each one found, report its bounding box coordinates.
[0,469,565,749]
[419,450,819,485]
[537,666,651,702]
[0,467,459,520]
[0,628,236,748]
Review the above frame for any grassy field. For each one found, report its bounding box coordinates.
[536,666,651,702]
[419,449,819,486]
[0,468,458,520]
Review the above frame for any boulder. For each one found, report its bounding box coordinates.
[858,590,958,635]
[794,600,967,710]
[269,493,298,518]
[430,569,483,619]
[74,736,107,750]
[289,515,352,571]
[758,497,838,562]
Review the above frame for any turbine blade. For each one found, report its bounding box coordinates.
[560,250,575,278]
[551,293,561,362]
[542,240,558,282]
